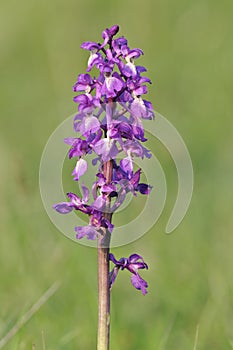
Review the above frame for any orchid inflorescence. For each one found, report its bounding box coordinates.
[53,25,154,295]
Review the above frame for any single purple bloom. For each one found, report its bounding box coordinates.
[73,74,94,93]
[73,93,100,113]
[112,36,128,56]
[117,46,144,78]
[109,253,149,295]
[101,25,119,48]
[113,165,151,196]
[87,52,104,72]
[101,72,124,98]
[93,138,119,162]
[117,59,137,78]
[127,76,151,96]
[122,139,151,159]
[97,59,115,75]
[122,62,137,78]
[108,121,133,141]
[130,97,154,119]
[53,184,91,215]
[74,113,100,137]
[64,137,91,158]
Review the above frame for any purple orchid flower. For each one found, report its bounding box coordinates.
[113,163,152,196]
[93,137,119,162]
[101,72,124,98]
[53,25,155,299]
[73,93,100,113]
[101,25,120,48]
[54,183,114,240]
[64,137,91,158]
[109,253,148,295]
[74,112,100,137]
[75,210,114,240]
[53,184,91,214]
[73,73,94,93]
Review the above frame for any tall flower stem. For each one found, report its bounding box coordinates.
[97,242,110,350]
[97,102,113,350]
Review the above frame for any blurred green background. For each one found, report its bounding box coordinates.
[1,0,233,349]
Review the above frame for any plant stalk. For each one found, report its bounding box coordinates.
[97,101,113,350]
[97,243,110,350]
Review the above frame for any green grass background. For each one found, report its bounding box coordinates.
[1,0,233,349]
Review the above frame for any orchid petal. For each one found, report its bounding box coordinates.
[72,158,88,181]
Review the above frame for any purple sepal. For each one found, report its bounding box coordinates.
[81,183,90,203]
[67,192,82,205]
[53,202,73,214]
